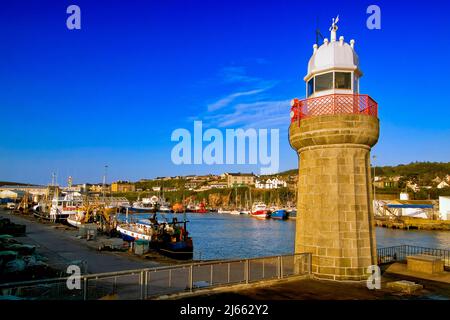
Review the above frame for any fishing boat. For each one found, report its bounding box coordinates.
[66,205,119,234]
[159,204,172,213]
[130,197,157,213]
[172,203,185,213]
[250,202,271,219]
[288,209,297,220]
[48,191,84,222]
[116,219,155,242]
[193,203,208,214]
[116,215,193,260]
[271,209,288,220]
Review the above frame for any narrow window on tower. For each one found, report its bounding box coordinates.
[307,78,314,97]
[335,72,352,89]
[315,72,333,92]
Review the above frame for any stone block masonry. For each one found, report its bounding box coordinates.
[289,114,379,281]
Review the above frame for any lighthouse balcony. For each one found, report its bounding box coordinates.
[290,93,378,124]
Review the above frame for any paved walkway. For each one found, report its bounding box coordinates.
[0,210,162,274]
[179,271,450,300]
[385,262,450,284]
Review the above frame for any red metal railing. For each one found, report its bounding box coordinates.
[290,93,378,124]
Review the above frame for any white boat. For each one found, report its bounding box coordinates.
[66,210,86,227]
[49,191,84,221]
[117,219,156,241]
[218,208,231,214]
[159,204,172,213]
[240,210,250,215]
[230,210,241,215]
[250,202,270,219]
[131,199,155,213]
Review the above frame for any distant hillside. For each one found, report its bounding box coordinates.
[373,162,450,182]
[273,162,450,181]
[0,181,36,186]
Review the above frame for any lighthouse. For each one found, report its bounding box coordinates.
[289,17,379,281]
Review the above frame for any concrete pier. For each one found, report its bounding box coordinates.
[0,209,162,273]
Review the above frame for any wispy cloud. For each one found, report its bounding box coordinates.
[205,99,291,129]
[207,87,268,112]
[219,66,261,84]
[193,65,290,129]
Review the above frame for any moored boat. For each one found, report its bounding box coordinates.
[193,203,208,214]
[48,191,84,222]
[159,204,172,213]
[250,202,271,219]
[116,215,193,260]
[271,209,288,220]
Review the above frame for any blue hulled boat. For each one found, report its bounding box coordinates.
[270,209,288,220]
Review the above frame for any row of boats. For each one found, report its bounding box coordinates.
[30,190,296,221]
[27,191,194,259]
[217,202,296,220]
[16,189,297,259]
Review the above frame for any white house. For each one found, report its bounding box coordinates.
[437,181,449,189]
[255,178,287,189]
[439,196,450,220]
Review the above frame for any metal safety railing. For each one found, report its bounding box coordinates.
[377,245,450,269]
[0,253,311,300]
[290,93,378,123]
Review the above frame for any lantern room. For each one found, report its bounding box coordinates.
[305,17,361,98]
[290,17,378,123]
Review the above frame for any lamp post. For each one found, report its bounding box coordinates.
[102,165,108,200]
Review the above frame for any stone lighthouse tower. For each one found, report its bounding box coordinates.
[289,17,379,281]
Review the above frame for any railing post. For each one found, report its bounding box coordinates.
[189,265,193,292]
[245,259,249,284]
[210,264,213,286]
[140,271,145,300]
[144,271,148,299]
[168,269,172,288]
[83,277,88,301]
[277,256,281,279]
[262,260,265,279]
[308,253,312,275]
[280,256,284,279]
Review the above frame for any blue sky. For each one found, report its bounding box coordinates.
[1,0,449,185]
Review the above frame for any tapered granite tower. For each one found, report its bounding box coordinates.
[289,18,379,281]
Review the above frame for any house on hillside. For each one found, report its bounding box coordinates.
[437,181,450,189]
[255,178,287,189]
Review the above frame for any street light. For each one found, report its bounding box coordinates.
[103,165,108,199]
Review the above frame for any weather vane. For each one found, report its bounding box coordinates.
[329,15,339,32]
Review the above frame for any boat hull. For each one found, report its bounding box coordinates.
[271,210,288,220]
[151,241,193,260]
[250,210,270,219]
[116,225,153,241]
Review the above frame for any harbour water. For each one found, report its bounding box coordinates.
[120,212,450,260]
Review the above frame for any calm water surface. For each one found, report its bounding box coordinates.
[123,212,450,260]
